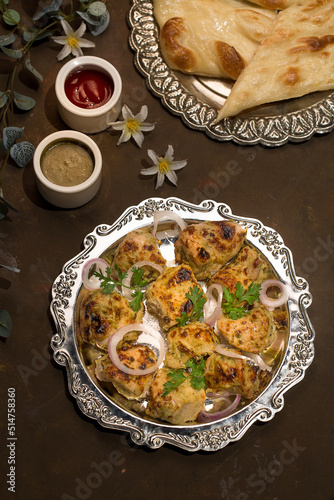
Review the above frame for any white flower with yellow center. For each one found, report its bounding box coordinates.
[141,145,187,189]
[51,20,95,61]
[109,104,155,148]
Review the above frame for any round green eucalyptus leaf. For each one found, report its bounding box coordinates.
[10,141,35,168]
[0,263,20,273]
[0,194,18,212]
[0,309,12,338]
[0,92,8,108]
[13,92,36,111]
[88,12,110,36]
[76,11,99,26]
[3,126,23,151]
[23,29,53,43]
[88,2,107,17]
[3,9,20,26]
[25,59,43,83]
[0,33,16,46]
[1,46,23,58]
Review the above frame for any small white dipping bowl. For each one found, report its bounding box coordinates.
[33,130,102,209]
[55,56,122,133]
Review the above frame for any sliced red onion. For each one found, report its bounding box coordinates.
[204,283,223,326]
[108,323,166,376]
[121,260,164,300]
[215,345,272,372]
[197,394,241,423]
[259,279,288,311]
[206,390,231,400]
[151,210,187,240]
[82,258,109,290]
[261,335,285,365]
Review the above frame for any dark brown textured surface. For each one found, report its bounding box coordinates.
[1,2,333,500]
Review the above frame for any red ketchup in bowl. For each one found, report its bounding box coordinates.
[65,68,114,109]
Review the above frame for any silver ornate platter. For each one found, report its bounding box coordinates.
[128,0,334,147]
[50,198,315,451]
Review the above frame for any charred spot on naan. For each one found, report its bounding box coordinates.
[289,35,334,53]
[215,41,245,80]
[281,66,300,86]
[160,17,197,72]
[247,0,296,9]
[301,0,331,12]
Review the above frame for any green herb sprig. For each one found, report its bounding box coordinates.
[94,264,148,312]
[176,285,206,326]
[162,358,206,397]
[222,282,261,320]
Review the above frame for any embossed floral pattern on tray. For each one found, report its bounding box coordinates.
[50,198,315,451]
[128,0,334,146]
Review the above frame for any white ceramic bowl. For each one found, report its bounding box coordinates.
[33,130,102,209]
[55,56,122,133]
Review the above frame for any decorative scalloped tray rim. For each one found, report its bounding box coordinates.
[50,197,315,452]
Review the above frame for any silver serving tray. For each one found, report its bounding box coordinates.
[128,0,334,147]
[50,198,315,451]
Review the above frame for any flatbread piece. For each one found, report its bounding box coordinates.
[217,0,334,119]
[154,0,277,80]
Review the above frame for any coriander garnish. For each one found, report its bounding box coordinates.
[176,285,206,326]
[94,264,148,312]
[221,282,261,320]
[162,358,206,397]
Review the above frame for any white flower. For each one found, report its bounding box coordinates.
[109,104,155,148]
[141,145,187,189]
[51,20,95,61]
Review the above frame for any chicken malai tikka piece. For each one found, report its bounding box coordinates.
[79,290,140,351]
[205,350,271,399]
[145,367,206,425]
[210,245,272,293]
[217,305,276,354]
[109,227,166,283]
[164,321,219,369]
[145,264,203,330]
[95,343,157,400]
[174,220,247,279]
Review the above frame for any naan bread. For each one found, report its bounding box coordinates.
[154,0,277,80]
[217,0,334,119]
[245,0,297,9]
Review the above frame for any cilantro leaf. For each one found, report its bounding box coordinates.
[176,285,206,326]
[176,311,189,327]
[131,266,148,288]
[162,368,187,396]
[242,282,262,305]
[162,358,206,396]
[114,264,127,283]
[221,281,261,319]
[187,358,206,391]
[130,289,145,312]
[93,264,149,312]
[94,266,115,291]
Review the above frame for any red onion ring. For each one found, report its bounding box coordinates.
[215,345,272,372]
[108,323,166,376]
[121,261,164,300]
[259,279,288,311]
[82,258,109,290]
[151,210,187,239]
[204,283,223,326]
[197,394,241,423]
